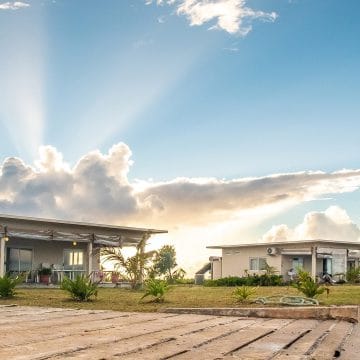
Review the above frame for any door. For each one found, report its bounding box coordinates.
[6,248,32,275]
[323,258,332,275]
[63,249,84,279]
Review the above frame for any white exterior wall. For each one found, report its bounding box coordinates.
[221,246,282,277]
[211,259,222,280]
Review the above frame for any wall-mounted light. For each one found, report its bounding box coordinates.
[72,241,77,246]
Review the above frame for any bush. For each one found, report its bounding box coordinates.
[141,279,168,302]
[203,275,284,287]
[233,286,256,303]
[61,275,98,301]
[174,278,195,285]
[346,267,360,283]
[0,275,22,298]
[292,269,325,298]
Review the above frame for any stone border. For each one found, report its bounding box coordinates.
[163,306,359,323]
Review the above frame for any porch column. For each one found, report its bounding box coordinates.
[311,246,317,280]
[87,240,93,276]
[0,237,5,277]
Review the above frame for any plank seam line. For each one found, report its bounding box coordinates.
[180,318,241,336]
[193,322,260,349]
[112,337,177,357]
[330,322,355,359]
[303,322,337,356]
[223,329,276,356]
[160,349,190,359]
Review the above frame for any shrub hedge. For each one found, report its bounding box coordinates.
[203,274,284,287]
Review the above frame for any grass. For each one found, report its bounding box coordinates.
[0,285,359,312]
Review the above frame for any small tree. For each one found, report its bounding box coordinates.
[292,269,325,298]
[153,245,185,283]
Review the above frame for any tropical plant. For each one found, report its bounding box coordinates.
[292,269,325,298]
[0,275,22,298]
[102,234,156,289]
[141,279,168,302]
[61,275,98,301]
[233,285,256,303]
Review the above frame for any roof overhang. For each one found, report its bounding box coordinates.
[0,214,167,247]
[207,239,360,250]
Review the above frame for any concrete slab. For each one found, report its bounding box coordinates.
[0,305,357,359]
[163,306,359,323]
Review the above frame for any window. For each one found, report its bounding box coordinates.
[249,257,267,271]
[63,249,85,280]
[64,249,84,269]
[6,248,32,273]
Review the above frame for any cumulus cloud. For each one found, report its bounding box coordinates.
[261,206,360,243]
[146,0,277,35]
[0,1,29,10]
[1,142,360,231]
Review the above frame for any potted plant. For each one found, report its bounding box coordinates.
[38,268,52,284]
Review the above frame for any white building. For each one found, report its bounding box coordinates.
[208,240,360,281]
[0,214,167,283]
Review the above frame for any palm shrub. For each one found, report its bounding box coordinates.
[233,285,256,303]
[102,235,156,289]
[61,275,98,301]
[141,279,168,303]
[292,269,325,298]
[0,275,22,298]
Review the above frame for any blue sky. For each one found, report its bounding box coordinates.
[0,0,360,272]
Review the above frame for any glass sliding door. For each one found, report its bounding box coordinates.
[63,249,85,279]
[6,248,33,276]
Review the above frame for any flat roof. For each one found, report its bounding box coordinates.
[0,213,167,246]
[207,239,360,249]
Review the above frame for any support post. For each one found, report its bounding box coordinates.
[87,235,94,277]
[311,246,317,280]
[0,237,5,277]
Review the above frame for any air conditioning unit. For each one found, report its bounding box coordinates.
[266,247,278,256]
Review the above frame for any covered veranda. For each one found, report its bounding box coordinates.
[0,214,167,284]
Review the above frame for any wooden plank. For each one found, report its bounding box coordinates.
[49,316,240,359]
[0,310,172,333]
[273,320,336,359]
[172,319,292,360]
[338,323,360,360]
[0,312,177,348]
[226,319,319,359]
[308,321,354,360]
[118,318,263,360]
[0,312,217,360]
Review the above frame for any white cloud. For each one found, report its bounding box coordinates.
[261,206,360,243]
[1,143,360,272]
[1,142,360,229]
[147,0,277,35]
[0,1,29,10]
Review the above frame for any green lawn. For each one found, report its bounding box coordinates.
[0,285,359,312]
